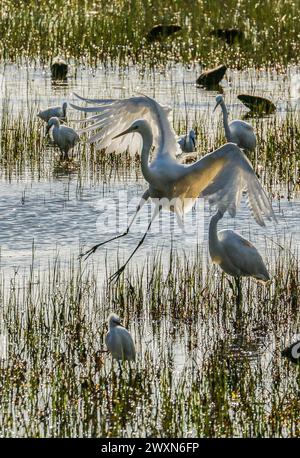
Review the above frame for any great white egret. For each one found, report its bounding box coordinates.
[214,95,256,151]
[38,102,68,123]
[282,340,300,364]
[70,94,275,281]
[178,129,197,153]
[46,117,79,160]
[105,313,136,366]
[209,209,270,302]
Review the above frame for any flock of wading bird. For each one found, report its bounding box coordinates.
[36,58,299,366]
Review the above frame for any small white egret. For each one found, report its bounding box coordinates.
[209,209,270,302]
[214,95,257,151]
[178,129,197,153]
[46,117,79,160]
[38,102,68,123]
[71,94,275,281]
[105,313,136,366]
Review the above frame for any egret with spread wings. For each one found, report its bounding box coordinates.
[70,94,275,281]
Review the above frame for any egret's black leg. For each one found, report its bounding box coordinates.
[235,276,243,323]
[109,205,161,283]
[79,190,150,261]
[235,277,243,307]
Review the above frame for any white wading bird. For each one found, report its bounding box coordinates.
[38,102,68,123]
[178,129,197,153]
[70,93,275,282]
[209,209,270,302]
[46,117,79,160]
[214,95,256,151]
[106,313,136,367]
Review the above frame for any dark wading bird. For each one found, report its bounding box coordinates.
[70,93,275,282]
[146,24,181,42]
[196,64,227,89]
[282,340,300,364]
[210,28,244,45]
[51,57,68,80]
[209,209,270,305]
[237,94,276,115]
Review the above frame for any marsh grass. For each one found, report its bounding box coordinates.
[0,242,299,437]
[0,1,299,68]
[1,96,300,198]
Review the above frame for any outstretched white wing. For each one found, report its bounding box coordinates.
[177,143,275,226]
[70,93,181,157]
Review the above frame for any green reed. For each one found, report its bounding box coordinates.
[0,0,299,68]
[1,95,300,198]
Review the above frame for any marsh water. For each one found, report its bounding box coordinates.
[0,61,300,437]
[0,63,299,269]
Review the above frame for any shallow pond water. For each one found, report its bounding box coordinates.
[0,61,300,437]
[0,62,299,272]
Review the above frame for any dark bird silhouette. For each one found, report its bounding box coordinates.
[238,94,276,115]
[146,25,181,42]
[210,28,244,45]
[51,58,68,80]
[196,64,227,88]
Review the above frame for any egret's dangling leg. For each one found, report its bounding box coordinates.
[234,277,243,327]
[235,277,243,307]
[79,190,150,260]
[109,204,161,283]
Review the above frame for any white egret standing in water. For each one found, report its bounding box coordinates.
[178,129,197,153]
[105,313,136,367]
[38,102,68,123]
[46,117,79,160]
[70,93,275,281]
[209,209,270,303]
[214,95,256,151]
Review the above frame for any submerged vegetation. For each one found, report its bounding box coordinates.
[0,0,299,68]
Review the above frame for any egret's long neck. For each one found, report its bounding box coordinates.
[220,101,232,142]
[209,210,223,259]
[139,123,156,186]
